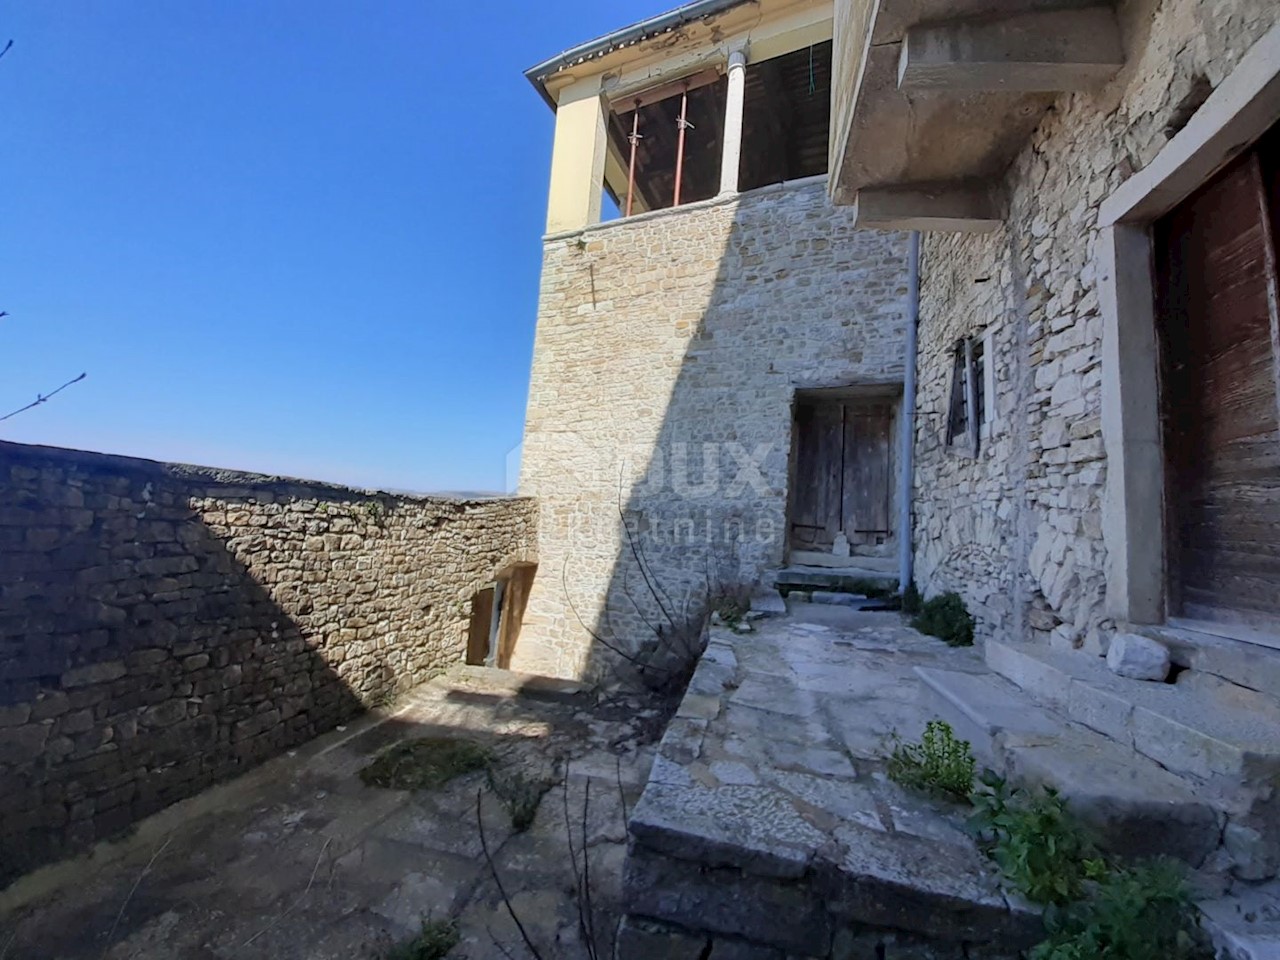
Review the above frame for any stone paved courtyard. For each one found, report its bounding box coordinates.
[0,668,659,960]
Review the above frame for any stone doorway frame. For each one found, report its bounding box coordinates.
[1097,22,1280,627]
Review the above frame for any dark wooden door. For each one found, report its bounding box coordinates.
[790,400,893,551]
[1156,125,1280,627]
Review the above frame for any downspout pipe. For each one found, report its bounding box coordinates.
[897,231,921,594]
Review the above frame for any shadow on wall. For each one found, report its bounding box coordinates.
[0,442,534,884]
[516,178,910,682]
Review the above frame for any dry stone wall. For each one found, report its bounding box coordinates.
[0,441,534,882]
[912,0,1279,650]
[519,178,909,679]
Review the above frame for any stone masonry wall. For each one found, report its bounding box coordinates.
[911,0,1280,651]
[0,441,535,883]
[518,178,909,679]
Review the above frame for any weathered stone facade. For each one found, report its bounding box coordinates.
[517,178,909,678]
[0,441,534,882]
[911,0,1280,650]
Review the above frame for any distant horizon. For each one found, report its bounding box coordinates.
[0,1,658,493]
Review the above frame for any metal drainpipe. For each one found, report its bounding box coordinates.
[897,231,921,594]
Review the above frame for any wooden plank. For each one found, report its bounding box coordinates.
[841,403,892,536]
[466,587,494,666]
[1158,138,1280,619]
[790,402,844,549]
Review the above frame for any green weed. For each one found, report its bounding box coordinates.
[886,720,976,802]
[911,591,975,646]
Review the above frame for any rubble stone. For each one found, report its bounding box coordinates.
[0,441,535,883]
[1106,633,1171,681]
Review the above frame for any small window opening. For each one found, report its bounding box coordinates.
[946,337,985,455]
[606,70,727,216]
[738,40,832,192]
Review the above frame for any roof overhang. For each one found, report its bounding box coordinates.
[524,0,752,111]
[829,0,1125,231]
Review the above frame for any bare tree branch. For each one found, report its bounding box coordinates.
[0,40,13,61]
[0,372,87,423]
[477,789,546,960]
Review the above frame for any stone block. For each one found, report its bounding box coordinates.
[623,847,833,956]
[614,915,709,960]
[1106,633,1170,681]
[62,661,127,688]
[0,724,50,765]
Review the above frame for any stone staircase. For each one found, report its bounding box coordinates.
[918,633,1280,880]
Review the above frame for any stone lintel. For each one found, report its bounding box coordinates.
[897,6,1124,92]
[852,183,1003,232]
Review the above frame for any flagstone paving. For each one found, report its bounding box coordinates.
[0,668,660,960]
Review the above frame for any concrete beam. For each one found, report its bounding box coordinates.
[852,184,1003,232]
[898,7,1123,93]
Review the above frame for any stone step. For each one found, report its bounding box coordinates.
[769,566,898,593]
[438,664,590,706]
[1138,623,1280,699]
[986,639,1280,794]
[916,667,1222,866]
[789,550,898,572]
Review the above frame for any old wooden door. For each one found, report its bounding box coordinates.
[790,400,893,552]
[1156,124,1280,630]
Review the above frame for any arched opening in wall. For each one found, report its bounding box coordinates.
[464,564,539,669]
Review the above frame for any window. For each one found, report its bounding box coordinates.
[945,336,986,455]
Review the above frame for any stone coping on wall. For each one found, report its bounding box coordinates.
[1,440,528,507]
[542,173,831,243]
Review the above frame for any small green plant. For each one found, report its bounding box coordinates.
[886,720,976,802]
[901,580,922,615]
[363,499,387,527]
[383,917,460,960]
[360,738,491,791]
[487,767,555,832]
[968,772,1103,905]
[911,591,975,646]
[713,594,748,628]
[1031,860,1211,960]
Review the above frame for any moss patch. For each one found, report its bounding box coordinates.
[383,918,459,960]
[911,591,975,647]
[360,738,491,791]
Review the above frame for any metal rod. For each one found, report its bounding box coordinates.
[896,231,920,595]
[673,85,690,207]
[626,102,641,218]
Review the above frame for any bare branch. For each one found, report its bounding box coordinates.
[477,789,546,960]
[0,40,12,61]
[102,834,172,957]
[1,372,87,423]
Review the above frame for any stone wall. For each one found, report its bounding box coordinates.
[0,441,535,882]
[518,178,909,679]
[911,0,1280,650]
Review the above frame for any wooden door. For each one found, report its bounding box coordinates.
[791,402,844,548]
[1156,125,1280,628]
[790,400,893,552]
[843,405,893,538]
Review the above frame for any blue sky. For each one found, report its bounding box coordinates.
[0,1,645,492]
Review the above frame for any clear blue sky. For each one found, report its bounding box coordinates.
[1,1,645,492]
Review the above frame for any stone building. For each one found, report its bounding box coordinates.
[831,0,1280,877]
[517,0,1280,886]
[514,0,912,679]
